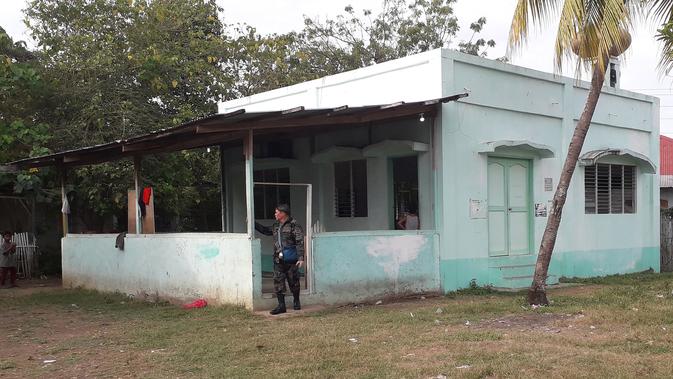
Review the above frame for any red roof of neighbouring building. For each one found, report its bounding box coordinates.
[662,136,673,175]
[661,136,673,188]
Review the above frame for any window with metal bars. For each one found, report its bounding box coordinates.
[584,164,636,214]
[334,160,368,217]
[253,168,291,219]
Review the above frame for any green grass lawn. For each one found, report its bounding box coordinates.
[2,272,673,378]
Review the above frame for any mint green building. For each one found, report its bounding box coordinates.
[4,49,660,310]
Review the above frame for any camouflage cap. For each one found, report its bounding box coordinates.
[276,204,291,215]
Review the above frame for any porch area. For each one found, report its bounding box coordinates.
[4,95,465,310]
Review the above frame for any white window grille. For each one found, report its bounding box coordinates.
[334,160,368,217]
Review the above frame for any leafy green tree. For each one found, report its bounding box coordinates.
[227,26,314,98]
[0,27,51,193]
[226,0,496,98]
[25,0,231,148]
[23,0,233,230]
[298,0,494,75]
[458,17,496,57]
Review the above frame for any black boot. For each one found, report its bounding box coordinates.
[270,294,286,315]
[292,291,301,310]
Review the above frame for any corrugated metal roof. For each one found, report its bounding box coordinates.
[661,136,673,177]
[2,93,467,171]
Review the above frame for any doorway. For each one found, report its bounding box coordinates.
[392,156,419,229]
[487,157,532,256]
[254,181,313,296]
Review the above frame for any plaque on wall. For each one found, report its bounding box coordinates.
[469,199,487,219]
[544,177,553,192]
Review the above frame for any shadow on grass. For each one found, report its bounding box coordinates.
[560,269,673,285]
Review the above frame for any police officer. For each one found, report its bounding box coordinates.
[255,204,305,315]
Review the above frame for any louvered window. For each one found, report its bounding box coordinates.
[334,160,368,217]
[584,164,636,214]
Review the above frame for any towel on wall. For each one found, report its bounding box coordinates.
[142,187,152,205]
[61,195,71,214]
[115,231,127,251]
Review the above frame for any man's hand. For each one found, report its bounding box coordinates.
[296,260,304,269]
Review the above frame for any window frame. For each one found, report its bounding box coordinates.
[584,163,637,215]
[334,159,368,218]
[254,167,291,220]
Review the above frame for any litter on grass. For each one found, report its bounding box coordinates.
[183,299,208,309]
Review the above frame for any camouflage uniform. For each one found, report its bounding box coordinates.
[255,218,305,295]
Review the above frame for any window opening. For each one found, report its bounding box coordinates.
[585,163,636,214]
[334,160,368,217]
[392,156,419,229]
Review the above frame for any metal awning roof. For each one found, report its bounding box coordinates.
[476,140,555,158]
[579,148,656,174]
[2,93,467,172]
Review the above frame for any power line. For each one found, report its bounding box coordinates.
[628,88,673,91]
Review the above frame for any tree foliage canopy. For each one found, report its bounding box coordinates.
[25,0,231,148]
[0,27,51,194]
[227,0,496,97]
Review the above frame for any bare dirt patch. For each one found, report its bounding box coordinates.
[0,278,62,297]
[0,281,162,378]
[476,312,583,333]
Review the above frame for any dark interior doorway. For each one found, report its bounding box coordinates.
[392,156,419,229]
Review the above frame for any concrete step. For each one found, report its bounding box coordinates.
[490,264,536,278]
[501,274,558,289]
[488,254,538,267]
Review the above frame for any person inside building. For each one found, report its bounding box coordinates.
[254,204,305,315]
[0,231,18,288]
[397,207,420,230]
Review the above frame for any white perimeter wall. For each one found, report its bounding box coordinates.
[62,233,255,309]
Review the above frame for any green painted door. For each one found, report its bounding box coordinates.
[487,158,531,256]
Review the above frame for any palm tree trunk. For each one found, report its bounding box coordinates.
[528,62,607,305]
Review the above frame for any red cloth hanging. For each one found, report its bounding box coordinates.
[142,187,152,205]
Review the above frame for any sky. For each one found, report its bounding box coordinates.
[2,0,673,135]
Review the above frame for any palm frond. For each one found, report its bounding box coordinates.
[649,0,673,22]
[511,0,634,75]
[647,0,673,73]
[657,21,673,73]
[508,0,562,55]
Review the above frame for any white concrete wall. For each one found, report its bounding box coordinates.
[218,49,443,112]
[62,233,255,308]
